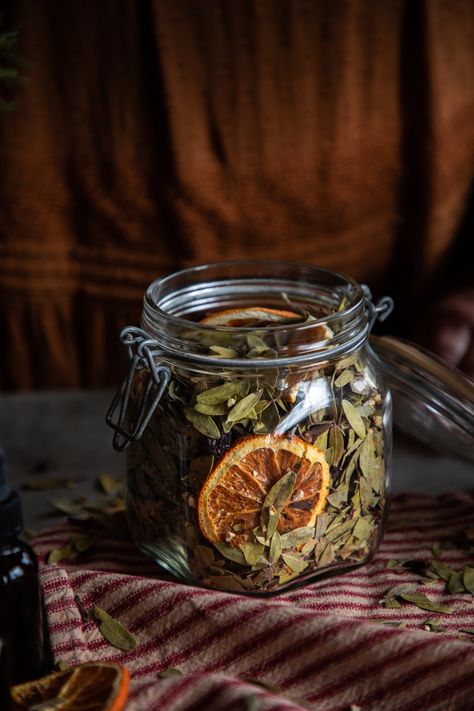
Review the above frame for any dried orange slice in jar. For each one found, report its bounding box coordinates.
[200,305,333,347]
[200,306,300,327]
[198,434,330,545]
[11,662,129,711]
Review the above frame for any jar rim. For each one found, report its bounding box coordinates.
[145,259,365,330]
[141,259,372,368]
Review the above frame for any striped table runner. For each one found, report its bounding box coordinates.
[34,493,474,711]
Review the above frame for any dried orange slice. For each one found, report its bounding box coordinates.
[198,434,330,544]
[200,306,300,327]
[11,662,129,711]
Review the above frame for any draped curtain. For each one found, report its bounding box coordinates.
[0,0,472,389]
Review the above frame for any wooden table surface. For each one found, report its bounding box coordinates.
[0,390,472,531]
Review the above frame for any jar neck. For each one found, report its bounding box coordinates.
[138,261,391,370]
[141,262,371,369]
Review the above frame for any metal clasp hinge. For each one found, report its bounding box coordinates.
[362,285,394,331]
[106,327,171,451]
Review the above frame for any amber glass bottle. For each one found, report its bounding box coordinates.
[0,450,44,685]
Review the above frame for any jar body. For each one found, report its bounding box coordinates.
[120,262,392,594]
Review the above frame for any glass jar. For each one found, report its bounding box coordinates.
[107,260,394,594]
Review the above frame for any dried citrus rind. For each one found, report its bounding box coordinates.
[197,434,330,545]
[11,662,130,711]
[200,306,300,327]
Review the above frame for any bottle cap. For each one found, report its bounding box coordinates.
[0,449,23,538]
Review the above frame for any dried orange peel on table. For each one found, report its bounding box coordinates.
[11,662,129,711]
[198,434,330,545]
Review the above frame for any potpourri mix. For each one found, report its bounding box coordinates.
[125,302,389,594]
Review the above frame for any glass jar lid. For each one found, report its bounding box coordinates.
[371,336,474,463]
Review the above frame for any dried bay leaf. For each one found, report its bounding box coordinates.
[356,404,376,417]
[325,518,356,544]
[227,390,263,424]
[425,560,454,582]
[241,541,265,566]
[269,531,283,563]
[72,535,96,553]
[281,553,308,574]
[278,568,299,585]
[359,475,375,510]
[327,488,348,509]
[346,427,355,451]
[329,426,344,467]
[342,436,364,463]
[314,429,329,452]
[342,400,366,439]
[253,400,271,415]
[246,334,268,349]
[316,541,335,567]
[315,513,331,539]
[334,370,354,388]
[384,583,418,600]
[463,566,474,594]
[261,470,296,538]
[280,526,315,548]
[47,535,95,564]
[386,559,409,571]
[336,355,358,370]
[352,516,374,541]
[358,435,374,481]
[206,575,246,592]
[259,400,280,431]
[342,452,358,485]
[194,402,228,416]
[448,571,467,595]
[93,607,137,651]
[214,542,247,565]
[384,598,402,609]
[265,511,280,540]
[251,555,270,570]
[184,409,221,439]
[301,538,317,556]
[97,474,122,496]
[370,455,384,495]
[421,618,444,632]
[326,509,348,533]
[48,498,85,516]
[196,382,243,405]
[209,345,238,358]
[47,542,75,564]
[399,593,452,614]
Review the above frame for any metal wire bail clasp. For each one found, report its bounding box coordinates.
[106,327,171,451]
[362,285,394,331]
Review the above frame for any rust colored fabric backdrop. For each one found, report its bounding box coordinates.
[0,1,473,389]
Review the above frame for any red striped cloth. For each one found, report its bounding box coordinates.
[34,494,474,711]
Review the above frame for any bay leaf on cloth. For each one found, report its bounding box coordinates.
[35,493,474,711]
